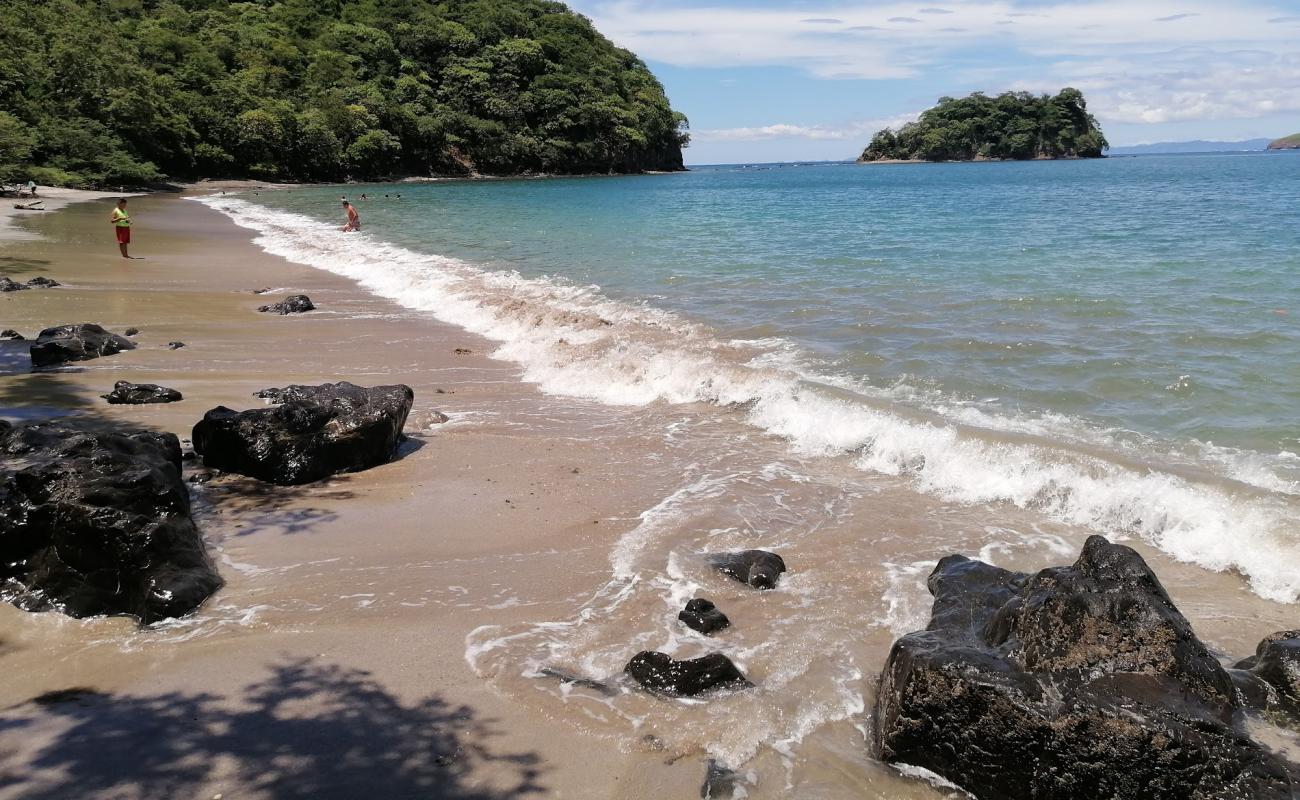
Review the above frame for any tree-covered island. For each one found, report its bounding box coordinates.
[0,0,689,186]
[858,89,1108,163]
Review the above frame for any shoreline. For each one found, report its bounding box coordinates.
[0,191,708,799]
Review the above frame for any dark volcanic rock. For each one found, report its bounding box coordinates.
[30,324,135,368]
[192,381,414,485]
[257,294,315,315]
[701,759,743,799]
[1237,631,1300,712]
[167,341,185,350]
[101,380,183,405]
[1,329,23,341]
[0,421,221,623]
[0,277,30,292]
[679,598,731,635]
[124,327,140,337]
[873,535,1297,800]
[624,651,752,696]
[26,276,60,288]
[710,550,786,590]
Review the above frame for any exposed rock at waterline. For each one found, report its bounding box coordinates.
[193,382,414,485]
[101,380,183,405]
[1,329,24,341]
[710,550,786,590]
[873,535,1297,799]
[26,276,60,288]
[124,327,140,337]
[0,277,29,292]
[168,341,185,350]
[624,651,752,697]
[30,323,135,368]
[257,294,315,314]
[679,598,730,635]
[701,759,744,799]
[0,421,221,623]
[1236,631,1300,713]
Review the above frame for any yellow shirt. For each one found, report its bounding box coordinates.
[112,208,131,227]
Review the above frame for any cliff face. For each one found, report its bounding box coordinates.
[1267,134,1300,150]
[859,88,1108,163]
[0,0,689,186]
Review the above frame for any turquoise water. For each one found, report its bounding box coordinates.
[261,153,1299,459]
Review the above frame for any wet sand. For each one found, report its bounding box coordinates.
[1,193,1296,800]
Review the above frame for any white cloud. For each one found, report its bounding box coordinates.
[575,0,1300,124]
[696,114,920,142]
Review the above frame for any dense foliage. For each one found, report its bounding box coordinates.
[859,89,1107,163]
[1267,133,1300,150]
[0,0,689,186]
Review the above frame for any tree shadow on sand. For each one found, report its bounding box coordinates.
[0,658,546,800]
[192,474,358,537]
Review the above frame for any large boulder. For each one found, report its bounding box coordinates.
[192,382,414,485]
[624,651,752,696]
[101,380,183,405]
[30,324,135,368]
[0,421,221,623]
[873,535,1297,799]
[709,550,786,589]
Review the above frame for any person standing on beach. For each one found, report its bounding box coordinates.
[110,198,134,258]
[341,200,361,232]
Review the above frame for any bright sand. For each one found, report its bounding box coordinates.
[0,192,1295,799]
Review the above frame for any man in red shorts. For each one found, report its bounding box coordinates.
[110,198,134,258]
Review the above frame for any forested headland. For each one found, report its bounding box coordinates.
[0,0,689,187]
[859,89,1108,163]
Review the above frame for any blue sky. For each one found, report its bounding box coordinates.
[565,0,1300,163]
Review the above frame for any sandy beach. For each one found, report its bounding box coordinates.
[0,191,717,799]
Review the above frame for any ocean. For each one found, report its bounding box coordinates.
[198,152,1300,791]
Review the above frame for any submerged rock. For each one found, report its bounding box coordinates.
[124,327,140,337]
[0,421,222,623]
[700,759,743,799]
[1,329,24,341]
[101,380,183,405]
[193,381,414,485]
[624,651,752,696]
[167,341,185,350]
[536,667,618,697]
[29,323,135,368]
[0,277,29,292]
[26,276,60,288]
[873,535,1297,799]
[710,550,786,590]
[679,598,731,635]
[257,294,315,314]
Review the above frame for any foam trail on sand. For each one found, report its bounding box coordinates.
[195,196,1300,602]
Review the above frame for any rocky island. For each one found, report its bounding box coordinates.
[859,88,1108,163]
[1267,133,1300,150]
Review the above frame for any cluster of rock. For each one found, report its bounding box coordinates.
[30,323,135,368]
[873,535,1300,799]
[621,549,787,697]
[0,276,60,292]
[102,380,183,405]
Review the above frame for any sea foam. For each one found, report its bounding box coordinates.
[196,196,1300,603]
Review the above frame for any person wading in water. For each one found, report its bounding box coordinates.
[110,198,135,258]
[341,199,361,232]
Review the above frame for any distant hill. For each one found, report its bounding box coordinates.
[1268,134,1300,150]
[0,0,689,187]
[858,89,1106,163]
[1107,139,1271,155]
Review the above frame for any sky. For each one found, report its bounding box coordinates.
[564,0,1300,164]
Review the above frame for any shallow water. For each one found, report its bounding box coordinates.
[198,155,1300,796]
